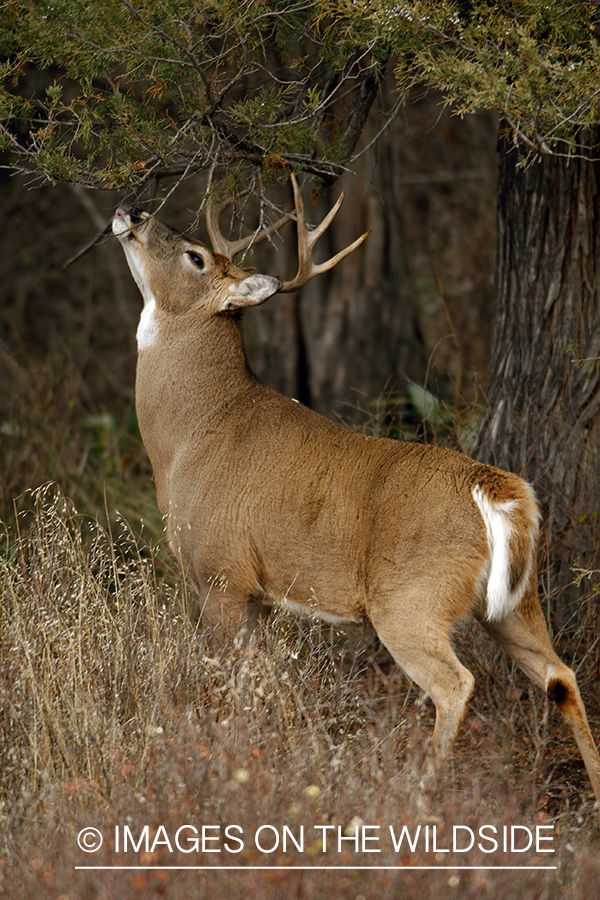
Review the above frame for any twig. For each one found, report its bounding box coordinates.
[63,222,112,269]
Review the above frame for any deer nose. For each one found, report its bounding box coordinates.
[117,203,146,225]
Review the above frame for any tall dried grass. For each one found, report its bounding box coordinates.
[0,487,599,898]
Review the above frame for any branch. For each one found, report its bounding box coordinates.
[319,53,390,184]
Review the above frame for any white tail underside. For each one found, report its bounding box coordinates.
[472,484,531,621]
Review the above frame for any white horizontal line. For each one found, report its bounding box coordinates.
[75,865,557,871]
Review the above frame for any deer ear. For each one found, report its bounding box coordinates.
[221,274,282,311]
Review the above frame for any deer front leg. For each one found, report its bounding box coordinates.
[197,578,269,648]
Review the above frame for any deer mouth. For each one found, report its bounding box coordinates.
[113,205,150,240]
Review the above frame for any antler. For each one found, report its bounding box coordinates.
[206,192,293,259]
[206,175,370,286]
[279,174,371,293]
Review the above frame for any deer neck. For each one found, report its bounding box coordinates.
[135,309,255,470]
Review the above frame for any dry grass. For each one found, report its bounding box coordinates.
[0,487,599,899]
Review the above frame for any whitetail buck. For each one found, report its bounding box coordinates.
[113,176,600,821]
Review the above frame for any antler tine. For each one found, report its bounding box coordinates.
[205,195,235,256]
[206,192,293,260]
[279,173,371,293]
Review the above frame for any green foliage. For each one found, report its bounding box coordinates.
[0,0,381,195]
[572,564,600,595]
[0,0,598,197]
[364,0,600,156]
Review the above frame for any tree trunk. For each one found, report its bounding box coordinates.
[475,136,600,572]
[244,87,424,422]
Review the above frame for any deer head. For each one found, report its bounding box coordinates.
[113,174,370,320]
[112,205,283,317]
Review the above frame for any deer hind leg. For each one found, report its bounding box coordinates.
[480,591,600,822]
[371,609,475,808]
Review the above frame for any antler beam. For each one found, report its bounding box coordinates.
[206,193,292,259]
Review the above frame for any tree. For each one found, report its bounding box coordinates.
[383,1,600,569]
[474,138,600,572]
[361,1,600,570]
[2,0,600,569]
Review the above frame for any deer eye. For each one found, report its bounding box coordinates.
[188,251,205,270]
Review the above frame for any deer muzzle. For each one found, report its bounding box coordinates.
[113,205,150,239]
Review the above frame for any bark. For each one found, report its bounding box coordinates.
[475,135,600,569]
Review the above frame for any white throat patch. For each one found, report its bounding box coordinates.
[137,298,159,350]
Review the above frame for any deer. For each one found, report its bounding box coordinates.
[113,175,600,823]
